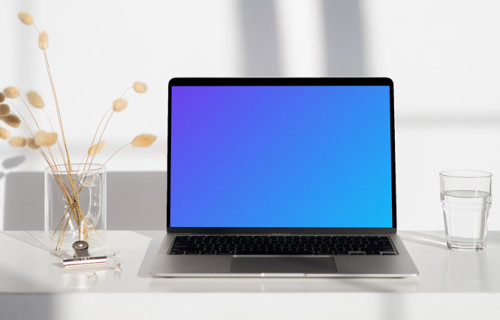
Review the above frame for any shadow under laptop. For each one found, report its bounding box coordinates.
[399,231,448,250]
[137,233,420,293]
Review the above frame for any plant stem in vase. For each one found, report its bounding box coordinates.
[45,164,107,252]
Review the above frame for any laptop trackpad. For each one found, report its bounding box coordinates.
[231,256,337,274]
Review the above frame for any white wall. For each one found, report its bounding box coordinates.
[1,0,500,230]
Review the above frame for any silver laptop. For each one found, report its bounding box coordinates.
[150,77,418,277]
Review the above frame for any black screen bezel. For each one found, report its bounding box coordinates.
[167,77,396,234]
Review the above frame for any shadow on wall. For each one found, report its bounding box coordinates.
[239,0,281,76]
[238,0,366,76]
[322,0,366,76]
[3,171,167,230]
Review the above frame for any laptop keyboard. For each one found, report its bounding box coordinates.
[170,235,398,255]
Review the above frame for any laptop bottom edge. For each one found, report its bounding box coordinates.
[149,234,419,278]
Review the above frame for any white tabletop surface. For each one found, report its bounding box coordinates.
[1,230,500,319]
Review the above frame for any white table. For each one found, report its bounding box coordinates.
[1,230,500,320]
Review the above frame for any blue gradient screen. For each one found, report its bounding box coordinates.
[170,85,393,228]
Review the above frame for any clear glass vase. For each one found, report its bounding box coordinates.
[44,163,107,252]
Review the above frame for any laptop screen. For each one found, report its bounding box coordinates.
[168,78,395,230]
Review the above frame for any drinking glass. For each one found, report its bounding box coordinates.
[440,170,492,250]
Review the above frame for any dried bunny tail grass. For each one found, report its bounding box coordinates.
[113,99,128,112]
[3,87,20,99]
[34,130,58,147]
[103,134,156,166]
[26,137,40,149]
[27,91,45,109]
[88,141,106,155]
[1,114,21,128]
[0,103,10,116]
[133,82,147,93]
[39,31,48,49]
[18,12,34,25]
[0,92,5,103]
[0,127,11,140]
[9,136,26,147]
[131,134,157,147]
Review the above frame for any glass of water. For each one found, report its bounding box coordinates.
[440,170,492,250]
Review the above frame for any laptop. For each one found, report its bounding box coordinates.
[150,77,419,277]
